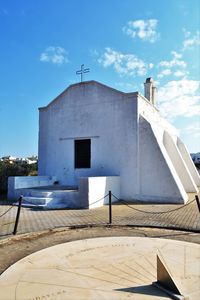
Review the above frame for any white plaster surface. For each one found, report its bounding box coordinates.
[0,237,199,300]
[80,176,120,208]
[138,116,188,203]
[38,81,138,197]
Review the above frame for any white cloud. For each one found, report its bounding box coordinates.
[157,79,200,120]
[158,69,188,79]
[123,19,159,43]
[157,51,187,79]
[115,82,136,92]
[182,30,200,50]
[40,46,68,65]
[149,63,154,69]
[98,48,148,76]
[184,122,200,138]
[157,69,172,78]
[171,51,182,59]
[159,51,186,68]
[174,70,188,77]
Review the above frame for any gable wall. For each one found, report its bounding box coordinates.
[38,82,138,196]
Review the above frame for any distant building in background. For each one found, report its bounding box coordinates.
[1,156,17,164]
[191,153,200,174]
[191,153,200,165]
[1,156,37,165]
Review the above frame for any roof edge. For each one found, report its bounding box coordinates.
[38,80,138,110]
[138,92,159,112]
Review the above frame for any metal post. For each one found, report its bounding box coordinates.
[13,196,23,235]
[195,195,200,213]
[109,190,112,224]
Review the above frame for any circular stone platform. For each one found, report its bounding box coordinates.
[0,237,199,300]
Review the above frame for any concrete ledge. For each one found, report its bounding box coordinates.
[8,176,57,200]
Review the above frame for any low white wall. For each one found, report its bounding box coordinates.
[79,176,120,209]
[8,176,56,200]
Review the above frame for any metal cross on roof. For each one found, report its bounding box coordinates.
[76,64,90,82]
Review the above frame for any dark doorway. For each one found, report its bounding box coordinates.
[74,139,91,168]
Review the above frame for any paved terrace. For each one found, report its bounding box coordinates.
[0,192,200,239]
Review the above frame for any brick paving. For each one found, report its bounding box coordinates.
[0,192,200,238]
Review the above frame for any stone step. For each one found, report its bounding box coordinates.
[20,191,80,209]
[22,196,53,206]
[15,185,82,209]
[21,188,78,198]
[19,203,46,208]
[24,190,52,198]
[20,202,70,209]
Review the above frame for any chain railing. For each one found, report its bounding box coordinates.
[0,205,14,218]
[0,191,200,235]
[1,193,112,236]
[15,193,110,208]
[86,193,109,208]
[0,197,22,235]
[111,193,198,215]
[110,192,200,232]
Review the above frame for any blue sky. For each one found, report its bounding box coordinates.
[0,0,199,157]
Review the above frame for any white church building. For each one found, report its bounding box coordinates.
[8,78,200,208]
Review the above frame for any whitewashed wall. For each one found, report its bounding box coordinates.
[79,176,120,209]
[137,116,188,203]
[38,81,138,200]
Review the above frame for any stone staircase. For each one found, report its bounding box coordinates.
[19,186,79,209]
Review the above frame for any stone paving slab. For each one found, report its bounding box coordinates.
[0,193,200,239]
[0,236,199,300]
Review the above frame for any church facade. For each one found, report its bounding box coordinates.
[37,79,200,204]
